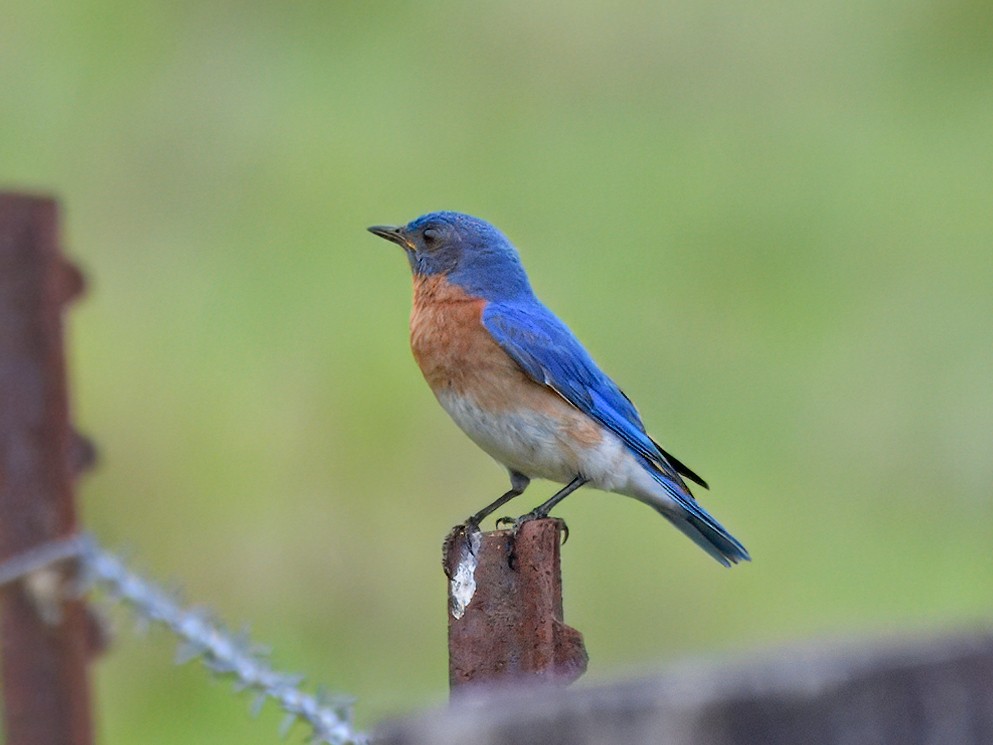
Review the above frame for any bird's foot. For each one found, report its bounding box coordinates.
[442,519,482,579]
[495,512,569,544]
[494,514,518,530]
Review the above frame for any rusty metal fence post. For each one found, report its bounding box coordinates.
[445,519,588,692]
[0,193,94,745]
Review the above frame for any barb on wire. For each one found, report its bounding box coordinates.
[79,536,368,745]
[1,534,370,745]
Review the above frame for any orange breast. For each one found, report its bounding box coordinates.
[408,275,532,405]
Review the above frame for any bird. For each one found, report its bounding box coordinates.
[368,211,749,566]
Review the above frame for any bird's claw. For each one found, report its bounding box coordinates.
[557,518,570,544]
[494,512,538,533]
[495,512,569,544]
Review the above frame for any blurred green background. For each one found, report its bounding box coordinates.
[3,0,993,741]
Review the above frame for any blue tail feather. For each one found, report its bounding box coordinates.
[654,481,750,567]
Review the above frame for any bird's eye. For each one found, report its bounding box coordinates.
[422,228,439,245]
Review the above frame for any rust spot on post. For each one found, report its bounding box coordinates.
[446,518,588,692]
[0,193,94,745]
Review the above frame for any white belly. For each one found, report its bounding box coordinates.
[435,389,663,503]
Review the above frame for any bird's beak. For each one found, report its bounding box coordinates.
[367,224,412,249]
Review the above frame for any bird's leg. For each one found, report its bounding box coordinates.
[442,472,530,577]
[496,475,588,537]
[467,471,531,528]
[530,475,588,518]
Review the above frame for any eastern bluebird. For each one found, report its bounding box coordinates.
[368,212,749,566]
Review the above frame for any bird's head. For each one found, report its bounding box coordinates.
[368,211,533,301]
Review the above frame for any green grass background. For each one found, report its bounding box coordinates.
[3,1,993,740]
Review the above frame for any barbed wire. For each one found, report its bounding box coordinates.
[0,534,369,745]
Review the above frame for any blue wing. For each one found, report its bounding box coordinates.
[482,299,692,492]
